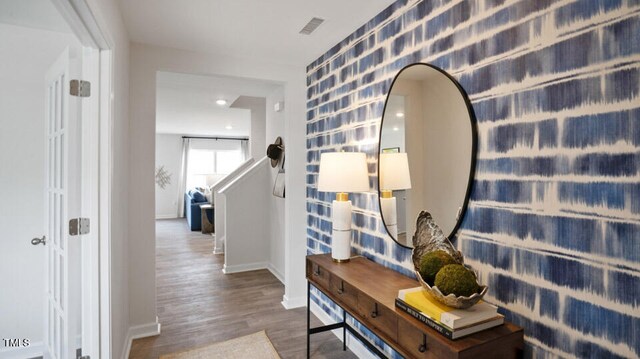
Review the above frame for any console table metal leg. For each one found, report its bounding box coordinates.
[307,282,348,358]
[342,308,347,351]
[307,281,311,359]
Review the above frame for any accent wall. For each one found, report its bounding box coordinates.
[305,0,640,357]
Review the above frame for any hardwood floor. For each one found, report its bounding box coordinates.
[129,219,356,359]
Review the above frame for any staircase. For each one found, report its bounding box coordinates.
[217,157,282,279]
[211,158,255,254]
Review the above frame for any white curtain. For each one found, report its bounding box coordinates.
[240,139,249,161]
[177,138,191,218]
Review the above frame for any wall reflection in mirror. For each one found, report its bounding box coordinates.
[378,63,476,248]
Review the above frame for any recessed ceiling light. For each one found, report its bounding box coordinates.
[393,126,399,131]
[216,99,227,106]
[225,125,233,130]
[396,112,404,118]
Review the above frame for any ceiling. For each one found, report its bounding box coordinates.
[0,0,71,33]
[156,71,281,137]
[119,0,396,66]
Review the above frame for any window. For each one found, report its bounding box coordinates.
[216,151,243,175]
[186,148,243,189]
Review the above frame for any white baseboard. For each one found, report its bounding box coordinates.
[213,233,224,254]
[121,316,161,359]
[222,261,269,274]
[0,341,44,359]
[155,215,178,220]
[309,301,372,359]
[213,235,225,254]
[281,294,306,309]
[267,263,284,284]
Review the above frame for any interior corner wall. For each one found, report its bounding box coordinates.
[128,42,308,328]
[283,75,308,307]
[230,96,267,160]
[250,100,266,161]
[305,1,640,357]
[155,134,182,219]
[79,0,132,356]
[266,87,286,280]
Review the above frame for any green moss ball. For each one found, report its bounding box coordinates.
[418,250,457,285]
[434,264,480,297]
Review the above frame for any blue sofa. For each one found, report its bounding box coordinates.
[185,190,209,231]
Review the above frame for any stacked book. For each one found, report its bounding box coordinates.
[396,287,504,340]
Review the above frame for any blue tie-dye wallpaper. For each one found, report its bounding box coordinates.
[305,0,640,357]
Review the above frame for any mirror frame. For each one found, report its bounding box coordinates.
[377,62,478,248]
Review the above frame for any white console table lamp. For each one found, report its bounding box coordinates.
[317,152,369,262]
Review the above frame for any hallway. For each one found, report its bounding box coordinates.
[129,219,355,358]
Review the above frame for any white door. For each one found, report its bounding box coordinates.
[44,47,83,359]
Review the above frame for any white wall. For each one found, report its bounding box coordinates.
[231,96,266,160]
[0,23,80,347]
[212,158,255,254]
[220,158,271,273]
[266,88,286,280]
[83,0,133,356]
[281,72,307,308]
[128,42,308,325]
[155,134,182,218]
[421,75,472,235]
[391,79,426,242]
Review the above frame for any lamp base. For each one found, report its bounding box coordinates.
[386,224,398,239]
[380,196,398,238]
[331,200,353,262]
[331,228,352,262]
[332,258,350,263]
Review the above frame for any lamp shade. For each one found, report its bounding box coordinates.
[317,152,369,193]
[379,152,412,190]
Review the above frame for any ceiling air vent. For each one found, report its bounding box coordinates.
[299,17,325,35]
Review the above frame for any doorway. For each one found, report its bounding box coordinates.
[0,1,110,358]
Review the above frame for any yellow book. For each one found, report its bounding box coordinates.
[398,287,498,329]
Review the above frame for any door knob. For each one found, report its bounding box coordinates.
[31,236,46,246]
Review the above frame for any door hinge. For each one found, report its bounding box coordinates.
[69,218,90,236]
[70,79,91,97]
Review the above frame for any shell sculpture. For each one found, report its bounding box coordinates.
[411,211,487,309]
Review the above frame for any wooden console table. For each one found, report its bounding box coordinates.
[306,254,523,358]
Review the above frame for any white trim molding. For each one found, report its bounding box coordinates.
[156,214,179,220]
[213,234,224,254]
[268,263,284,284]
[222,262,284,285]
[281,294,306,309]
[222,261,269,274]
[121,317,161,359]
